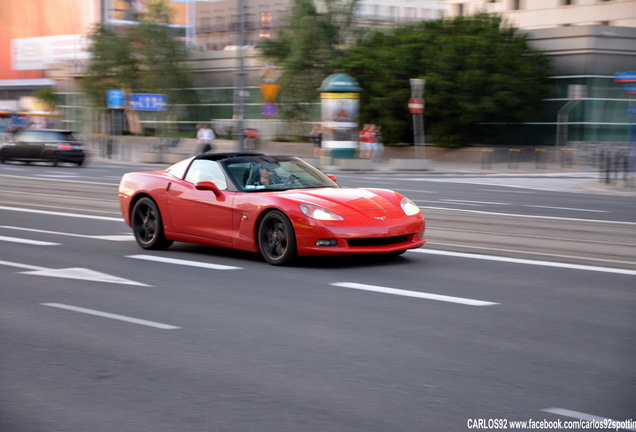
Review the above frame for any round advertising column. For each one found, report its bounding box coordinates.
[318,74,362,161]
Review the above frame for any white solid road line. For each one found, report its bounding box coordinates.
[0,173,116,187]
[0,235,60,246]
[542,408,636,432]
[0,205,121,221]
[440,199,510,206]
[412,249,636,276]
[420,206,636,225]
[0,226,133,241]
[41,303,180,330]
[127,254,242,270]
[526,204,608,213]
[330,282,498,306]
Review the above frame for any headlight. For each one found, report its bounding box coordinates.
[299,204,344,221]
[401,197,420,216]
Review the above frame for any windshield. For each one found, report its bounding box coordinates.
[223,156,339,192]
[16,130,76,142]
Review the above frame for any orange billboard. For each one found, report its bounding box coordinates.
[0,0,188,81]
[0,0,98,80]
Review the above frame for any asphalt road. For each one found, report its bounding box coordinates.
[1,161,635,432]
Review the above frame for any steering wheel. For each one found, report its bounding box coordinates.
[284,174,298,185]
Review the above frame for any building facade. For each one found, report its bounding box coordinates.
[443,0,636,28]
[443,0,636,146]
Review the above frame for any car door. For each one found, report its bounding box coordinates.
[18,131,46,159]
[3,132,31,159]
[167,159,235,245]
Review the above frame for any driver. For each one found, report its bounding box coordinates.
[256,162,282,186]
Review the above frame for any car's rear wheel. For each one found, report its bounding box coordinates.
[131,197,173,250]
[258,210,297,266]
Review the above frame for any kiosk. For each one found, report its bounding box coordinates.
[318,74,361,160]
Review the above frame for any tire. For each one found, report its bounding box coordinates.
[131,197,173,250]
[258,210,297,266]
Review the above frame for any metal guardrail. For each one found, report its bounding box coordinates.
[595,149,636,189]
[480,147,578,170]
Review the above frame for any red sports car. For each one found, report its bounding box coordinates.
[119,153,425,265]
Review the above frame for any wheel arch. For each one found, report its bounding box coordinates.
[128,192,154,223]
[253,206,296,242]
[255,207,299,265]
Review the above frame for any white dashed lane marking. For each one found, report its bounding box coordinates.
[330,282,498,306]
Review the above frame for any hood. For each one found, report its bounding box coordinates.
[283,187,404,219]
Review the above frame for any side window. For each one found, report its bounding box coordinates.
[166,158,192,179]
[184,159,228,190]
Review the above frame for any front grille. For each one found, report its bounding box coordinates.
[348,235,408,247]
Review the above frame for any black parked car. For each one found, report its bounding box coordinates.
[0,129,86,166]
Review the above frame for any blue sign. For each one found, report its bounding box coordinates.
[627,106,636,115]
[107,90,126,109]
[261,102,279,117]
[624,84,636,94]
[615,72,636,83]
[129,94,167,111]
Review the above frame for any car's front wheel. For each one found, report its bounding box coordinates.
[131,197,173,250]
[258,210,297,266]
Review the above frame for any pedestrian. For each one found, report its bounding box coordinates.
[372,125,384,161]
[243,128,259,151]
[197,123,215,154]
[359,124,374,159]
[310,125,323,157]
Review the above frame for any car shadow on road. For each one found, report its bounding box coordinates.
[166,243,414,269]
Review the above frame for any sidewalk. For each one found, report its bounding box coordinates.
[320,160,636,196]
[88,136,636,196]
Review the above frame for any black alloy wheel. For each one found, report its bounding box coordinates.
[258,210,297,266]
[131,197,173,250]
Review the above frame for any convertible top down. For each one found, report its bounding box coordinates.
[119,152,425,265]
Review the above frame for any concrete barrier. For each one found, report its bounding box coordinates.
[336,158,374,171]
[388,158,431,171]
[139,151,163,164]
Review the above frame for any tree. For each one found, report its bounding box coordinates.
[336,14,551,147]
[259,0,360,122]
[33,87,58,110]
[81,0,193,123]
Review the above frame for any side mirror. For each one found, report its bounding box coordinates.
[327,174,338,183]
[195,181,223,198]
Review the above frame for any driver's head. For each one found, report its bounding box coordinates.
[259,162,275,173]
[258,162,276,183]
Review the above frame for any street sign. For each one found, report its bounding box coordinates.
[129,93,167,111]
[408,98,424,114]
[614,72,636,83]
[107,90,126,109]
[261,102,279,117]
[624,84,636,94]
